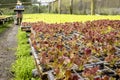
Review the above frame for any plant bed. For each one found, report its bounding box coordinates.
[25,20,120,80]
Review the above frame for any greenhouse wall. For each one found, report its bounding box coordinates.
[49,0,120,15]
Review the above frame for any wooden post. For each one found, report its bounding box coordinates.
[70,0,73,14]
[58,0,61,14]
[91,0,95,15]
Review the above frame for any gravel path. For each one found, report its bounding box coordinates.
[0,24,18,80]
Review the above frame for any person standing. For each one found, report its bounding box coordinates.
[15,0,24,25]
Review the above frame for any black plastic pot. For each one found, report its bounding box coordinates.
[98,57,105,61]
[27,40,29,44]
[115,62,120,68]
[99,63,104,70]
[35,50,40,54]
[106,65,117,70]
[42,74,48,80]
[75,70,84,73]
[26,30,31,33]
[116,46,120,49]
[102,70,115,76]
[30,50,32,55]
[41,65,52,72]
[113,75,120,80]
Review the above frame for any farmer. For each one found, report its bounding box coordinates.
[15,0,24,25]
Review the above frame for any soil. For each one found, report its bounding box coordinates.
[0,24,18,80]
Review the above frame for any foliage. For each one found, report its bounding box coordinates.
[0,8,14,15]
[17,29,28,44]
[0,0,31,8]
[0,0,30,4]
[12,29,39,80]
[16,44,30,57]
[0,5,46,15]
[0,22,12,33]
[23,14,120,23]
[24,5,39,14]
[12,57,35,80]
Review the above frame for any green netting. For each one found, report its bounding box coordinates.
[49,0,120,15]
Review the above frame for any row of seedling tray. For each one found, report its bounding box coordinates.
[20,22,36,31]
[28,38,55,80]
[0,16,13,24]
[23,20,120,80]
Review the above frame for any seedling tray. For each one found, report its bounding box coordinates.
[20,26,31,31]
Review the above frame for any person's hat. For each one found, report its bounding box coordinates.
[17,0,22,5]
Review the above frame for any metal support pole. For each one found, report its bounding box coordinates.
[58,0,61,14]
[91,0,95,15]
[39,2,41,13]
[70,0,73,14]
[48,3,51,13]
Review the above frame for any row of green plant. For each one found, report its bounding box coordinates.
[11,29,39,80]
